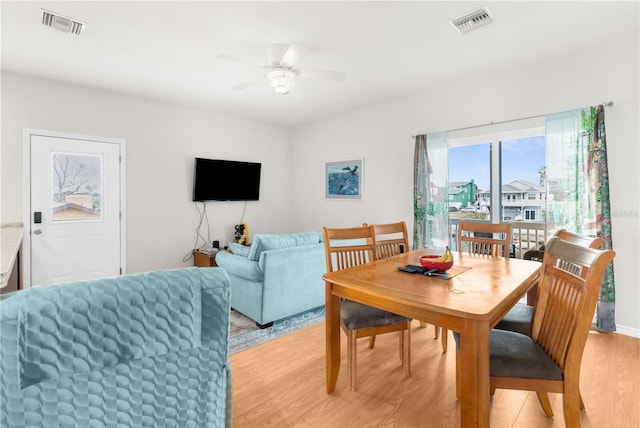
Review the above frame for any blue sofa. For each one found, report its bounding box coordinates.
[215,231,326,328]
[0,267,232,428]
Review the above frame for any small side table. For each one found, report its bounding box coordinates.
[193,250,221,267]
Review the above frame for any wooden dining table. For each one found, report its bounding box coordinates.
[322,249,541,428]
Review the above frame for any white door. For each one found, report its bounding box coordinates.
[26,131,124,287]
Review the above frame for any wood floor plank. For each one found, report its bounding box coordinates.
[230,321,639,427]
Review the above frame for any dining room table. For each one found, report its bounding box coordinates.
[322,249,541,428]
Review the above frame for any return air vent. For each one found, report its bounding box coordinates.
[450,7,493,34]
[41,9,85,35]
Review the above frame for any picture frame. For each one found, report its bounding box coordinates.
[325,159,363,199]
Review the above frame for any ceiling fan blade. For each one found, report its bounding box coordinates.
[232,79,261,90]
[267,44,309,67]
[280,44,309,68]
[298,68,346,82]
[266,44,290,66]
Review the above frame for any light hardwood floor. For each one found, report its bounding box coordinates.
[230,320,639,428]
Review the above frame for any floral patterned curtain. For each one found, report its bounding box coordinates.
[413,134,449,250]
[545,105,616,331]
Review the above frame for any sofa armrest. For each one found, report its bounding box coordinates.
[215,251,263,282]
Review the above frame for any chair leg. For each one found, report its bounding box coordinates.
[400,324,411,378]
[562,388,582,428]
[441,328,448,353]
[369,335,376,349]
[455,346,461,399]
[348,330,358,391]
[418,322,440,340]
[536,392,554,417]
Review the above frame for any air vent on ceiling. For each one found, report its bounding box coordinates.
[450,7,493,34]
[41,9,85,35]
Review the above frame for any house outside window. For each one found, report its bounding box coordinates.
[447,180,478,211]
[448,127,546,255]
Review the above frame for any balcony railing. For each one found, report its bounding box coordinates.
[449,220,548,259]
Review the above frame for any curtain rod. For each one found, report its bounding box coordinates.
[412,101,614,138]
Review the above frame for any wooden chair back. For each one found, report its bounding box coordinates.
[322,226,376,273]
[555,229,604,249]
[364,221,409,260]
[532,238,615,371]
[553,229,605,278]
[457,221,513,257]
[522,229,603,306]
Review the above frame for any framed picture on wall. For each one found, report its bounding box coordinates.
[325,159,363,199]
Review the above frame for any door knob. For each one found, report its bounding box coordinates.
[34,229,42,235]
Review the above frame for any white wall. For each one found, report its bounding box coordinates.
[1,72,292,273]
[2,33,638,334]
[290,34,640,335]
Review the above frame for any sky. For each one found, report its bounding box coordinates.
[448,136,546,190]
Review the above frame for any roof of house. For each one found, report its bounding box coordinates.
[449,181,474,187]
[502,180,545,193]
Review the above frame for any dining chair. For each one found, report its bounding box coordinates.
[322,225,412,391]
[489,237,615,428]
[494,229,604,336]
[457,220,513,257]
[365,221,409,260]
[365,221,448,353]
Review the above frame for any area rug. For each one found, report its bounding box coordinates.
[228,307,325,354]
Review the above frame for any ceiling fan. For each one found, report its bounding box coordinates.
[217,44,346,95]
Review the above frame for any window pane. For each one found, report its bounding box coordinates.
[500,137,546,222]
[52,153,103,221]
[448,143,490,220]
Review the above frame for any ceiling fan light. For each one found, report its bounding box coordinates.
[267,68,295,94]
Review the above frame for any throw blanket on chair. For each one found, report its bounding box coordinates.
[0,267,232,428]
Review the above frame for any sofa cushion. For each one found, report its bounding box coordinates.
[215,250,264,282]
[229,242,250,257]
[247,231,321,261]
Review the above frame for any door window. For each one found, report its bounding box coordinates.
[51,153,103,221]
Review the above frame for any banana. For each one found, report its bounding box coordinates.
[430,246,451,263]
[443,249,454,262]
[429,253,447,263]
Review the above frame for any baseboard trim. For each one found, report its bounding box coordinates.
[615,324,640,338]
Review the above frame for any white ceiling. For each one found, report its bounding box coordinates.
[2,1,638,127]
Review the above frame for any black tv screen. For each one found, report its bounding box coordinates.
[193,158,261,201]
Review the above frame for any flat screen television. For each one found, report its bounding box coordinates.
[193,158,261,201]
